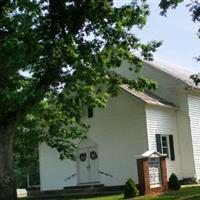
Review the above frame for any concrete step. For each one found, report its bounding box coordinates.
[63,184,104,191]
[27,190,123,199]
[64,185,124,193]
[27,185,124,198]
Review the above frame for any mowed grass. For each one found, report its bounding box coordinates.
[83,185,200,200]
[20,185,200,200]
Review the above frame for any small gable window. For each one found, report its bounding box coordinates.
[88,107,93,118]
[156,134,175,161]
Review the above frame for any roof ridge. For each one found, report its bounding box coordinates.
[143,60,191,83]
[142,60,199,89]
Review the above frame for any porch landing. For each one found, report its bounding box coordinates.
[27,184,124,198]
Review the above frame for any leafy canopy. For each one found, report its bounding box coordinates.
[0,0,161,159]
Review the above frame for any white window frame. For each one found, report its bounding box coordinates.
[160,135,170,159]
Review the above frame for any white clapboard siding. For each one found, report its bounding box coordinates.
[116,61,181,105]
[187,94,200,181]
[39,90,149,190]
[176,111,196,178]
[39,143,77,191]
[145,105,182,179]
[83,91,149,186]
[175,90,196,178]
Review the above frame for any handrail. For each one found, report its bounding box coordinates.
[64,173,77,181]
[65,171,113,182]
[98,170,113,178]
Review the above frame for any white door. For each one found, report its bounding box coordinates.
[77,147,90,184]
[77,146,99,184]
[89,146,99,183]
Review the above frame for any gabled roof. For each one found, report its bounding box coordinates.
[121,85,176,109]
[138,150,167,158]
[144,60,199,89]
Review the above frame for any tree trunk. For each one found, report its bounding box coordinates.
[0,122,17,200]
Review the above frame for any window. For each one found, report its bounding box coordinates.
[161,135,169,157]
[156,134,175,161]
[74,97,80,106]
[88,107,93,118]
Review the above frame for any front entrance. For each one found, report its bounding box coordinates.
[77,140,99,185]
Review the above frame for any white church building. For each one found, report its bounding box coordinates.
[39,61,200,191]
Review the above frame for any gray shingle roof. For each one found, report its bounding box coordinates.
[121,85,176,108]
[144,60,199,89]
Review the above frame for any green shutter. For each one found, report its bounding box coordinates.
[169,135,175,161]
[156,134,161,153]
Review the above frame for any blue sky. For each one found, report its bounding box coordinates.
[114,0,200,72]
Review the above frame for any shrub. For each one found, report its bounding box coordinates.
[169,173,181,190]
[124,178,138,199]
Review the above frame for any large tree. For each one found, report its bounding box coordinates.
[0,1,162,199]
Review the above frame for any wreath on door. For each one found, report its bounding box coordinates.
[90,151,98,160]
[79,153,87,162]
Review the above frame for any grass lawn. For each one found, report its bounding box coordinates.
[20,185,200,200]
[83,185,200,200]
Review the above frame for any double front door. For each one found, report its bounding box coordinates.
[77,146,99,184]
